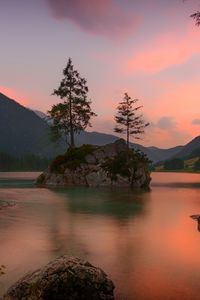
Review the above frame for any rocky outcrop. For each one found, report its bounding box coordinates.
[36,139,151,188]
[3,256,115,300]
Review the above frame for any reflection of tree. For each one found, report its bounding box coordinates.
[46,201,89,258]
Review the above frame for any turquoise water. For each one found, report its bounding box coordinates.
[1,172,200,299]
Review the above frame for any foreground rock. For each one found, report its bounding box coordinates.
[3,256,115,300]
[36,139,151,188]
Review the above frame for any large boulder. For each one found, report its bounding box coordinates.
[3,256,115,300]
[36,139,151,188]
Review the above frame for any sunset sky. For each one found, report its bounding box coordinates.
[1,0,200,148]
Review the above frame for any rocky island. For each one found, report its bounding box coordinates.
[36,139,151,188]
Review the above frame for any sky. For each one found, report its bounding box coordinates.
[0,0,200,148]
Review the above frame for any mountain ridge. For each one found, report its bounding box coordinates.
[0,92,198,163]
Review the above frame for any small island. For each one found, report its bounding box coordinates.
[36,139,151,189]
[36,60,150,189]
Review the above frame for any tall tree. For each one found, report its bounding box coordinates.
[48,58,97,147]
[114,93,149,149]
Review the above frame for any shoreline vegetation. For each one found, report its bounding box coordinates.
[0,152,50,172]
[152,170,200,174]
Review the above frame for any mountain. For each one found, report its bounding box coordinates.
[154,136,200,171]
[145,145,184,163]
[33,110,183,163]
[0,93,64,157]
[0,92,192,163]
[173,136,200,159]
[33,110,48,120]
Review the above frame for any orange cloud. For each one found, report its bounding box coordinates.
[126,26,200,73]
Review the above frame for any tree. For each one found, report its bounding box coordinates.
[184,0,200,25]
[114,93,149,149]
[48,58,97,147]
[191,11,200,25]
[101,148,151,187]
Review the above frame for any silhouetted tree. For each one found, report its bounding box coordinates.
[114,93,149,149]
[48,58,97,147]
[191,11,200,25]
[184,0,200,25]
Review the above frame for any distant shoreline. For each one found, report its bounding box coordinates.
[152,170,200,174]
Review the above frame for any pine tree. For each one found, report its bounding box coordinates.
[48,58,97,147]
[114,93,149,149]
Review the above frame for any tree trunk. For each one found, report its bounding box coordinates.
[69,87,74,147]
[127,121,129,150]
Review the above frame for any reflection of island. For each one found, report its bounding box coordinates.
[190,215,200,232]
[55,187,150,220]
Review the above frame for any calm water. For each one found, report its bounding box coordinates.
[0,172,200,300]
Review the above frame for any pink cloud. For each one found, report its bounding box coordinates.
[126,26,200,73]
[141,79,200,146]
[46,0,140,38]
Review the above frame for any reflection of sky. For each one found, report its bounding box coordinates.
[1,173,200,298]
[1,0,200,147]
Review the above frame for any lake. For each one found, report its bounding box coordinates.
[0,172,200,300]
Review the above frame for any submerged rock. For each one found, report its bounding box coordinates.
[36,139,151,188]
[3,256,115,300]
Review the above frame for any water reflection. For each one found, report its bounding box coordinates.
[54,187,149,220]
[1,173,200,299]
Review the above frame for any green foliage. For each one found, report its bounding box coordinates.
[49,154,67,173]
[184,147,200,160]
[194,158,200,170]
[164,158,184,170]
[0,152,50,171]
[101,152,130,181]
[48,58,97,147]
[49,144,94,173]
[0,152,16,171]
[101,149,150,184]
[114,93,149,149]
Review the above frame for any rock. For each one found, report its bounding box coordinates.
[85,154,96,164]
[36,139,151,188]
[86,169,111,187]
[3,256,115,300]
